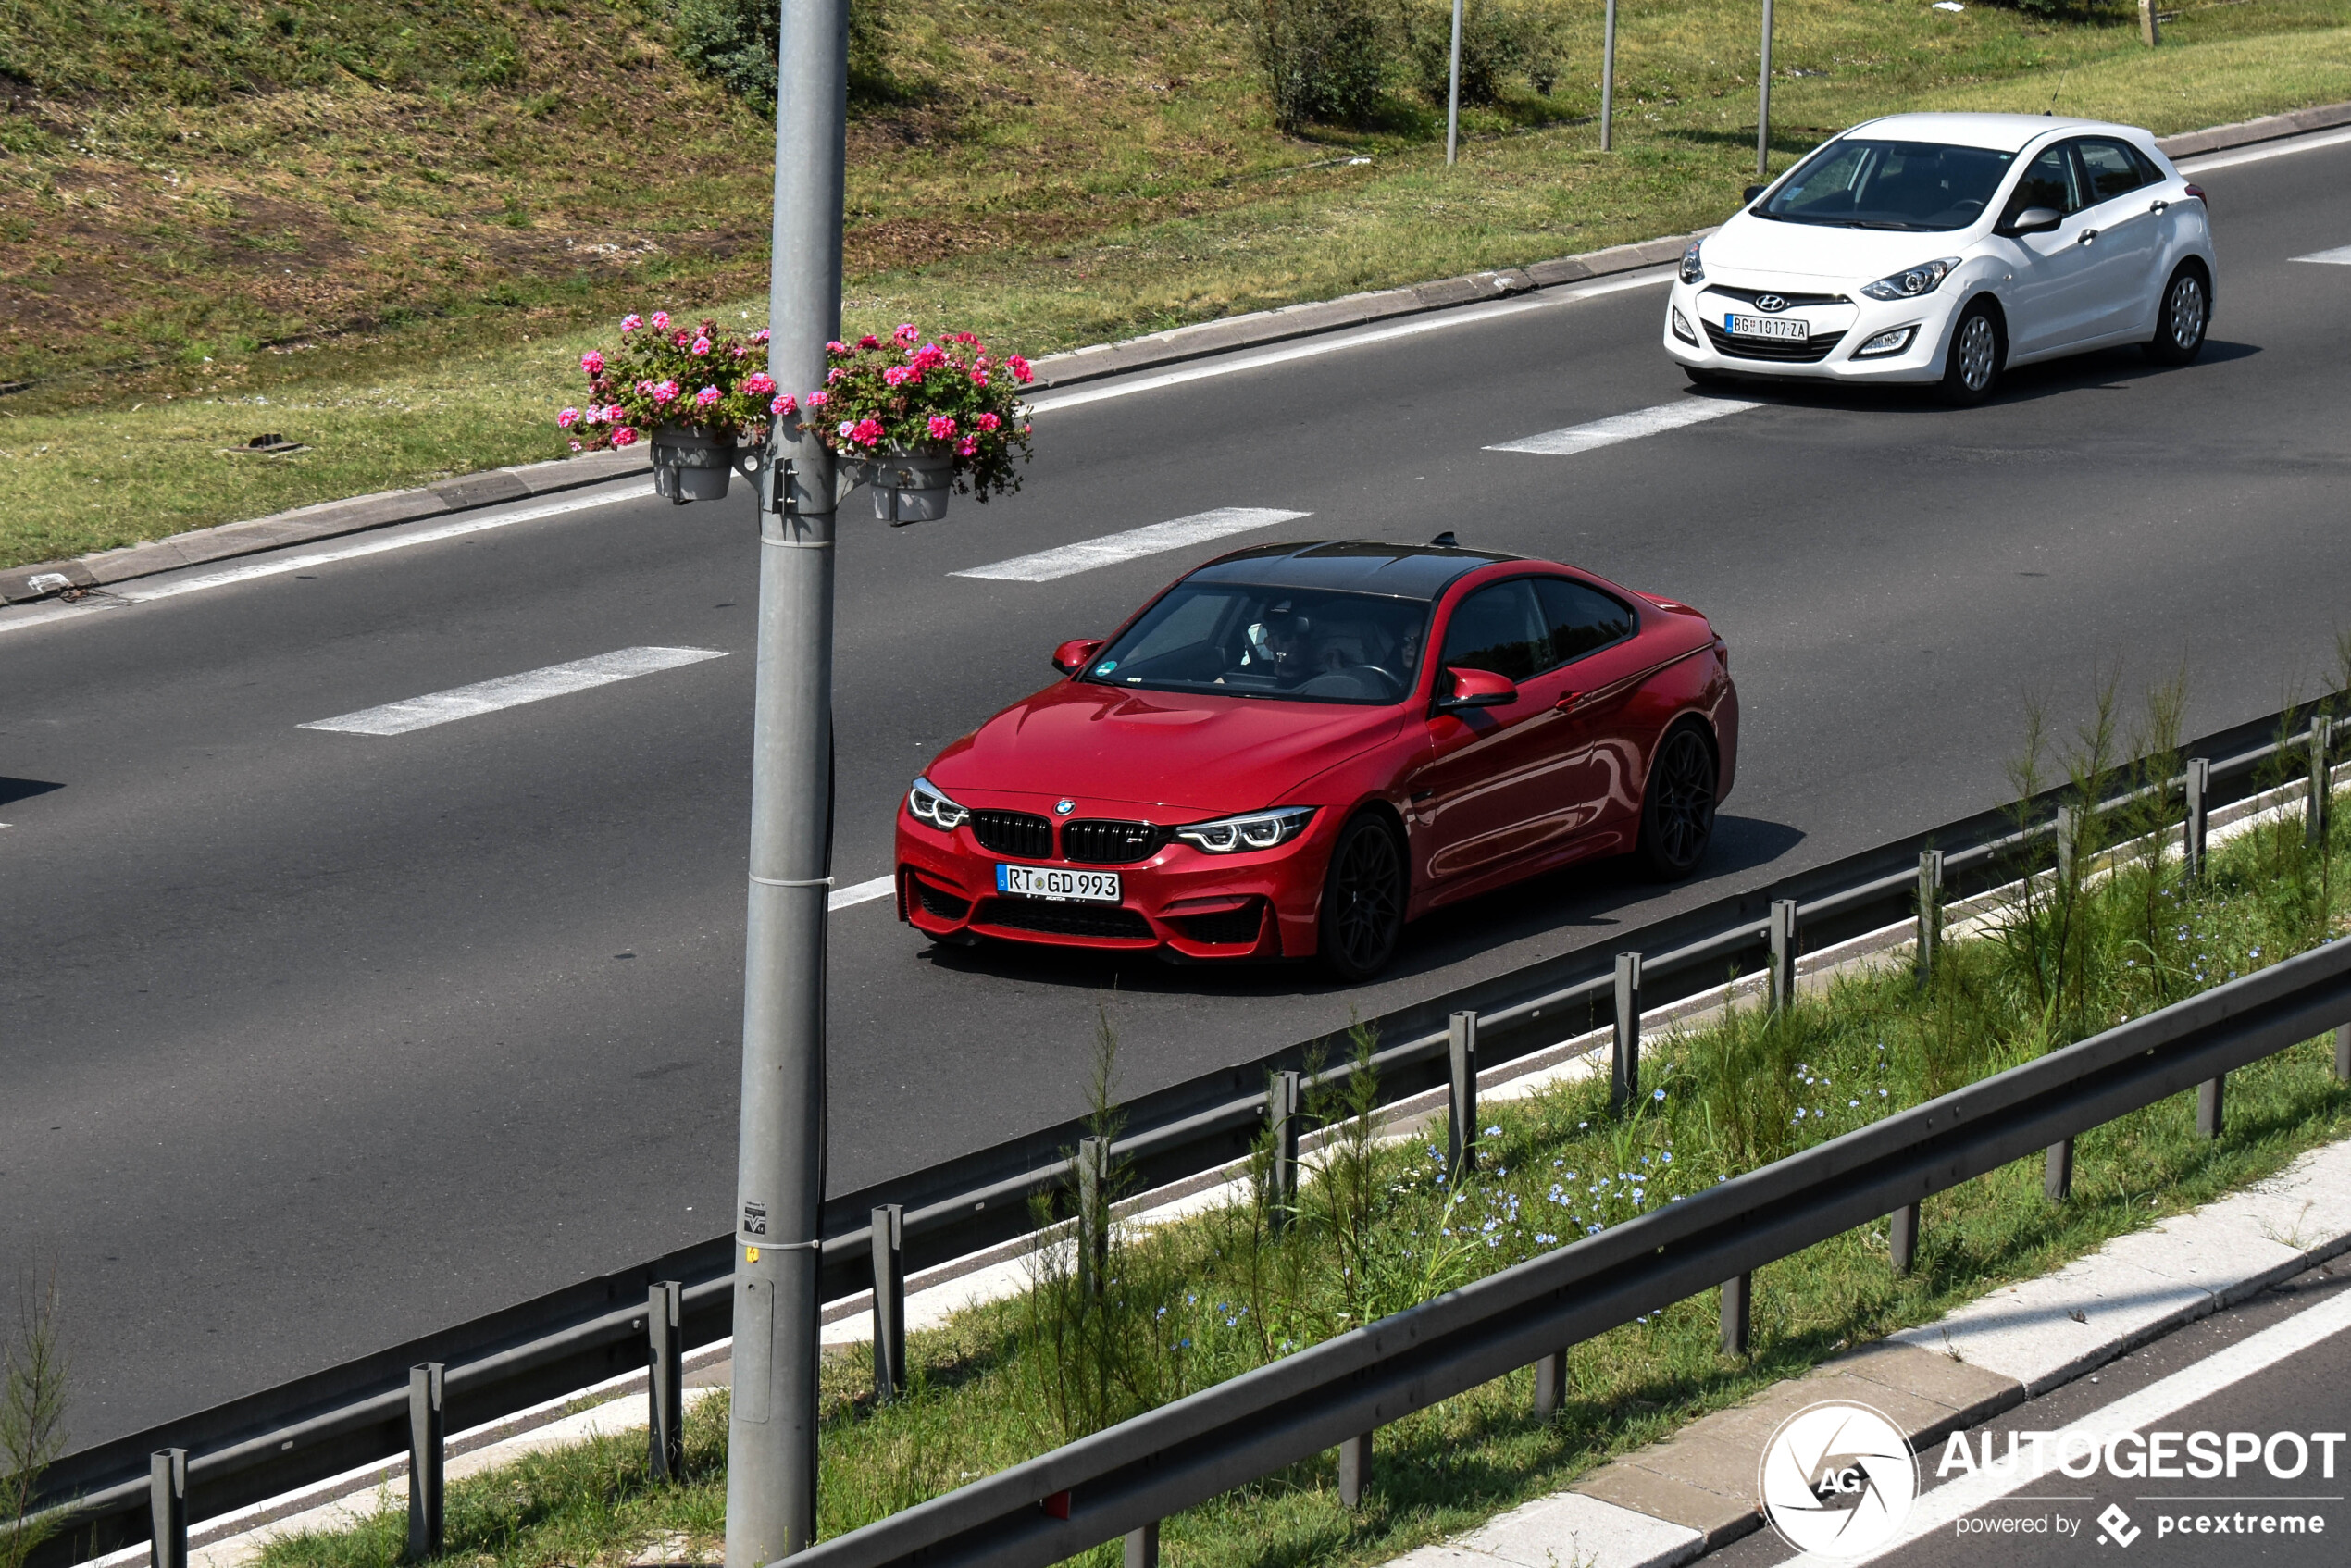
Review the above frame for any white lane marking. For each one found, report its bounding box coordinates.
[1485,396,1761,455]
[1849,1283,2351,1562]
[828,875,897,912]
[2292,244,2351,265]
[0,483,657,639]
[952,506,1311,583]
[2178,124,2351,173]
[300,646,726,736]
[1024,268,1676,416]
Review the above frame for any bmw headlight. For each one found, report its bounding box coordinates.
[1860,257,1961,302]
[907,775,969,830]
[1175,806,1316,854]
[1679,239,1705,285]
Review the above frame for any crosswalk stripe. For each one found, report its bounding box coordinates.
[299,647,727,736]
[1486,396,1762,456]
[952,507,1310,583]
[2291,245,2351,265]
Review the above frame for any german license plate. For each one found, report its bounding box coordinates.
[1728,313,1809,342]
[996,865,1122,903]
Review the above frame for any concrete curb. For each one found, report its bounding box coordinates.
[6,96,2345,609]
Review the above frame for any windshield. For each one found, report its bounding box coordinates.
[1758,139,2017,231]
[1082,583,1429,705]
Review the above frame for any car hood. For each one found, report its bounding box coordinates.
[1703,213,1982,284]
[929,681,1406,817]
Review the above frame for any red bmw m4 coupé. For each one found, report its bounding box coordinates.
[896,539,1738,980]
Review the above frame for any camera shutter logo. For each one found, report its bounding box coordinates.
[1757,1400,1918,1558]
[2096,1504,2141,1547]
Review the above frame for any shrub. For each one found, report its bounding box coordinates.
[671,0,896,109]
[1241,0,1389,131]
[1401,0,1569,106]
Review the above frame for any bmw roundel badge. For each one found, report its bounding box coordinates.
[1055,799,1076,815]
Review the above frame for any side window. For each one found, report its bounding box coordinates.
[2076,139,2148,205]
[1534,579,1636,666]
[2005,143,2081,221]
[1438,580,1548,682]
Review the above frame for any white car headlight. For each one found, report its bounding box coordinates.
[1860,257,1961,302]
[1679,239,1705,285]
[907,775,969,830]
[1175,806,1315,854]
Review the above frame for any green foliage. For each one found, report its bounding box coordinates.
[1240,0,1388,130]
[1,1268,69,1568]
[1399,0,1569,106]
[669,0,898,109]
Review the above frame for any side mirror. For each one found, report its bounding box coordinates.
[2000,206,2063,237]
[1052,638,1106,675]
[1743,183,1768,205]
[1437,666,1518,710]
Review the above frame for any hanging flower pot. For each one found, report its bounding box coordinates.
[850,448,955,524]
[802,325,1036,523]
[651,427,740,503]
[557,311,783,507]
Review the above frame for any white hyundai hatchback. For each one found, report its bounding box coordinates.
[1662,112,2216,403]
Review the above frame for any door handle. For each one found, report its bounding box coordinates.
[2149,199,2170,213]
[1552,691,1584,713]
[2077,229,2099,245]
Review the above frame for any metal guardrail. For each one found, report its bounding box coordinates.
[790,928,2351,1568]
[24,696,2336,1566]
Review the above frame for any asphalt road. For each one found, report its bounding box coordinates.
[1710,1258,2351,1566]
[6,131,2351,1449]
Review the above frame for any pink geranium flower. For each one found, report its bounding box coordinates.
[556,407,580,429]
[851,417,886,446]
[910,344,948,371]
[882,365,919,387]
[691,336,712,355]
[858,334,881,350]
[827,367,848,384]
[827,340,847,355]
[806,391,828,408]
[956,436,977,456]
[651,311,670,330]
[838,420,857,440]
[695,385,722,408]
[927,414,957,441]
[770,392,798,416]
[613,427,639,447]
[580,350,604,376]
[1008,355,1034,384]
[570,439,583,452]
[893,323,918,344]
[970,369,989,387]
[743,372,777,396]
[620,314,642,332]
[652,380,679,404]
[976,411,1001,431]
[753,328,770,344]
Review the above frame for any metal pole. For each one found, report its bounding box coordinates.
[1889,1202,1920,1276]
[2045,1136,2074,1201]
[2184,757,2208,882]
[2056,803,2078,887]
[1447,1010,1478,1176]
[871,1205,905,1403]
[1610,952,1642,1113]
[2196,1074,2226,1139]
[1721,1273,1752,1356]
[1445,0,1465,166]
[1915,850,1943,988]
[1267,1070,1300,1232]
[1077,1136,1109,1296]
[649,1281,684,1481]
[1767,900,1797,1013]
[149,1450,187,1568]
[1599,0,1617,153]
[407,1363,444,1561]
[1338,1431,1373,1507]
[2337,1022,2350,1082]
[2308,716,2332,847]
[725,0,847,1552]
[1125,1523,1161,1568]
[2140,0,2159,46]
[1533,1350,1568,1417]
[1756,0,1773,181]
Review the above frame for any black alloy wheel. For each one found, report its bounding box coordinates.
[2146,265,2210,366]
[1636,724,1718,880]
[1939,300,2003,405]
[1319,813,1406,982]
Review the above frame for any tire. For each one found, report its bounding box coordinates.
[1939,300,2003,405]
[1636,723,1718,880]
[1318,812,1407,982]
[2145,264,2209,366]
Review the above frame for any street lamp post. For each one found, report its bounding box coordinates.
[1445,0,1465,166]
[724,0,848,1561]
[1756,0,1774,180]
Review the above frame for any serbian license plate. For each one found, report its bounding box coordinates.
[1727,313,1810,342]
[996,865,1122,903]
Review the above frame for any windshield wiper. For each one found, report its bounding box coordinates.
[1844,219,1923,230]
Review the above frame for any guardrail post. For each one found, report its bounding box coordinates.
[2045,1137,2074,1202]
[149,1449,188,1568]
[2338,1022,2350,1083]
[872,1205,906,1403]
[1267,1069,1301,1232]
[1915,851,1943,987]
[2139,0,2158,46]
[2308,717,2332,847]
[1077,1136,1109,1297]
[1125,1522,1161,1568]
[1533,1350,1569,1418]
[1338,1431,1373,1508]
[2185,757,2208,882]
[1720,1273,1751,1356]
[2055,804,2078,886]
[649,1281,684,1480]
[1889,1202,1920,1276]
[407,1363,444,1561]
[1448,1011,1478,1176]
[1768,901,1797,1014]
[1610,953,1642,1113]
[2196,1075,2226,1139]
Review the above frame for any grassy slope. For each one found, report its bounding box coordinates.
[3,0,2350,569]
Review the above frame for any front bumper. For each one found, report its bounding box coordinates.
[1663,274,1967,384]
[895,796,1338,962]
